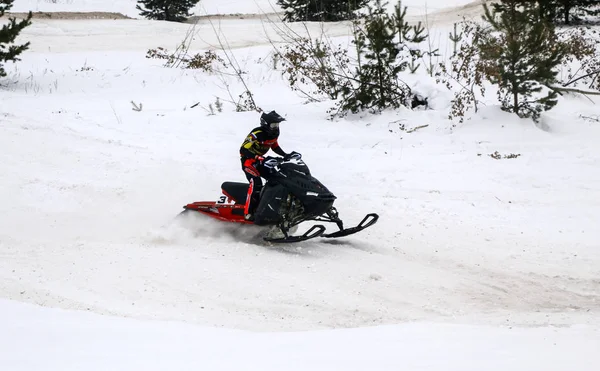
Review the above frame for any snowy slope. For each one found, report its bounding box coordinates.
[13,18,358,53]
[10,0,280,17]
[1,0,600,369]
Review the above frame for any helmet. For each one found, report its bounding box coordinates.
[260,110,286,135]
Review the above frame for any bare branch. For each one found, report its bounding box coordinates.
[204,16,260,112]
[130,101,143,111]
[406,124,429,133]
[550,85,600,97]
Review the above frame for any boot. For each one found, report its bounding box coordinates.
[244,194,259,221]
[244,188,261,221]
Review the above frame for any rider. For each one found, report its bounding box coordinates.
[239,110,289,220]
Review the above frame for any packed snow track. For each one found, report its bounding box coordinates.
[1,0,599,336]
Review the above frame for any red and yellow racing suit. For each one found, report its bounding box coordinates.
[239,127,287,215]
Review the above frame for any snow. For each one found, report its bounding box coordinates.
[1,0,600,369]
[2,299,599,371]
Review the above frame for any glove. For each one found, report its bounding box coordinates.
[254,155,264,163]
[263,158,279,169]
[284,151,301,161]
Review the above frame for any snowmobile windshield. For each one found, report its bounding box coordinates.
[279,158,310,176]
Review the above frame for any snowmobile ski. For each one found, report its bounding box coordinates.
[264,224,326,243]
[322,213,379,238]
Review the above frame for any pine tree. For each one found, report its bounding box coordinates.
[566,0,600,23]
[277,0,368,22]
[478,0,568,122]
[1,0,32,79]
[337,0,427,114]
[136,0,200,22]
[347,2,400,111]
[536,0,600,24]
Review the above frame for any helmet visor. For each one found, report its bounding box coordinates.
[269,122,280,129]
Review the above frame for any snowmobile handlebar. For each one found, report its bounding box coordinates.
[262,151,302,165]
[285,151,302,161]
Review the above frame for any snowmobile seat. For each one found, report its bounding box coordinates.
[221,182,249,204]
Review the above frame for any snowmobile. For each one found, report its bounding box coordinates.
[180,153,378,243]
